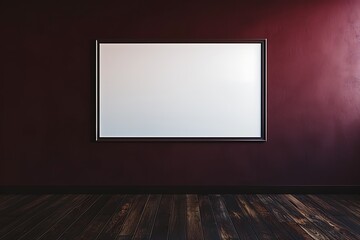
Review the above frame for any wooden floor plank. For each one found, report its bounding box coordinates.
[316,195,360,220]
[96,195,136,240]
[0,194,358,240]
[0,194,51,224]
[268,195,332,240]
[117,195,149,240]
[0,195,18,209]
[150,194,173,240]
[168,195,187,240]
[0,195,76,240]
[273,195,333,240]
[37,195,100,240]
[209,194,239,240]
[292,194,360,239]
[17,195,89,240]
[236,195,276,240]
[77,195,125,240]
[222,194,258,240]
[0,195,59,236]
[256,194,313,240]
[245,194,298,240]
[198,195,221,240]
[334,195,360,208]
[132,194,162,240]
[186,194,204,240]
[328,195,360,219]
[0,195,31,211]
[307,195,360,236]
[285,194,358,240]
[57,195,112,240]
[0,195,14,203]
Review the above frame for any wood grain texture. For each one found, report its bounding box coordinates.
[198,195,221,240]
[1,195,73,240]
[37,195,100,240]
[209,195,239,240]
[78,195,125,240]
[57,195,112,240]
[0,194,358,240]
[257,194,313,240]
[273,195,333,240]
[290,194,359,240]
[0,195,28,211]
[245,195,295,239]
[325,195,360,219]
[117,195,149,240]
[150,195,172,240]
[96,195,136,240]
[18,195,89,240]
[307,195,360,236]
[186,194,204,240]
[133,194,161,240]
[168,195,187,240]
[222,194,258,240]
[236,195,274,240]
[0,195,59,236]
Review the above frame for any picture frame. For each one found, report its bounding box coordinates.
[96,40,267,141]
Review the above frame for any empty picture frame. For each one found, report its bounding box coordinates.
[96,40,267,141]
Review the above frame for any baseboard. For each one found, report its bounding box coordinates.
[0,186,359,194]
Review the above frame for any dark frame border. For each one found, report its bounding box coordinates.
[95,40,267,142]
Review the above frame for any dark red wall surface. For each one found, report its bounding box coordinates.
[1,0,360,186]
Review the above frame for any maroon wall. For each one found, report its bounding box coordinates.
[1,0,360,186]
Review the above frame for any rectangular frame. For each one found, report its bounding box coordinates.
[96,40,267,141]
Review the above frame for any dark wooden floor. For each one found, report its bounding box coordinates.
[0,194,359,240]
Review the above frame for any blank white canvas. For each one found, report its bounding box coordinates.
[98,43,262,138]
